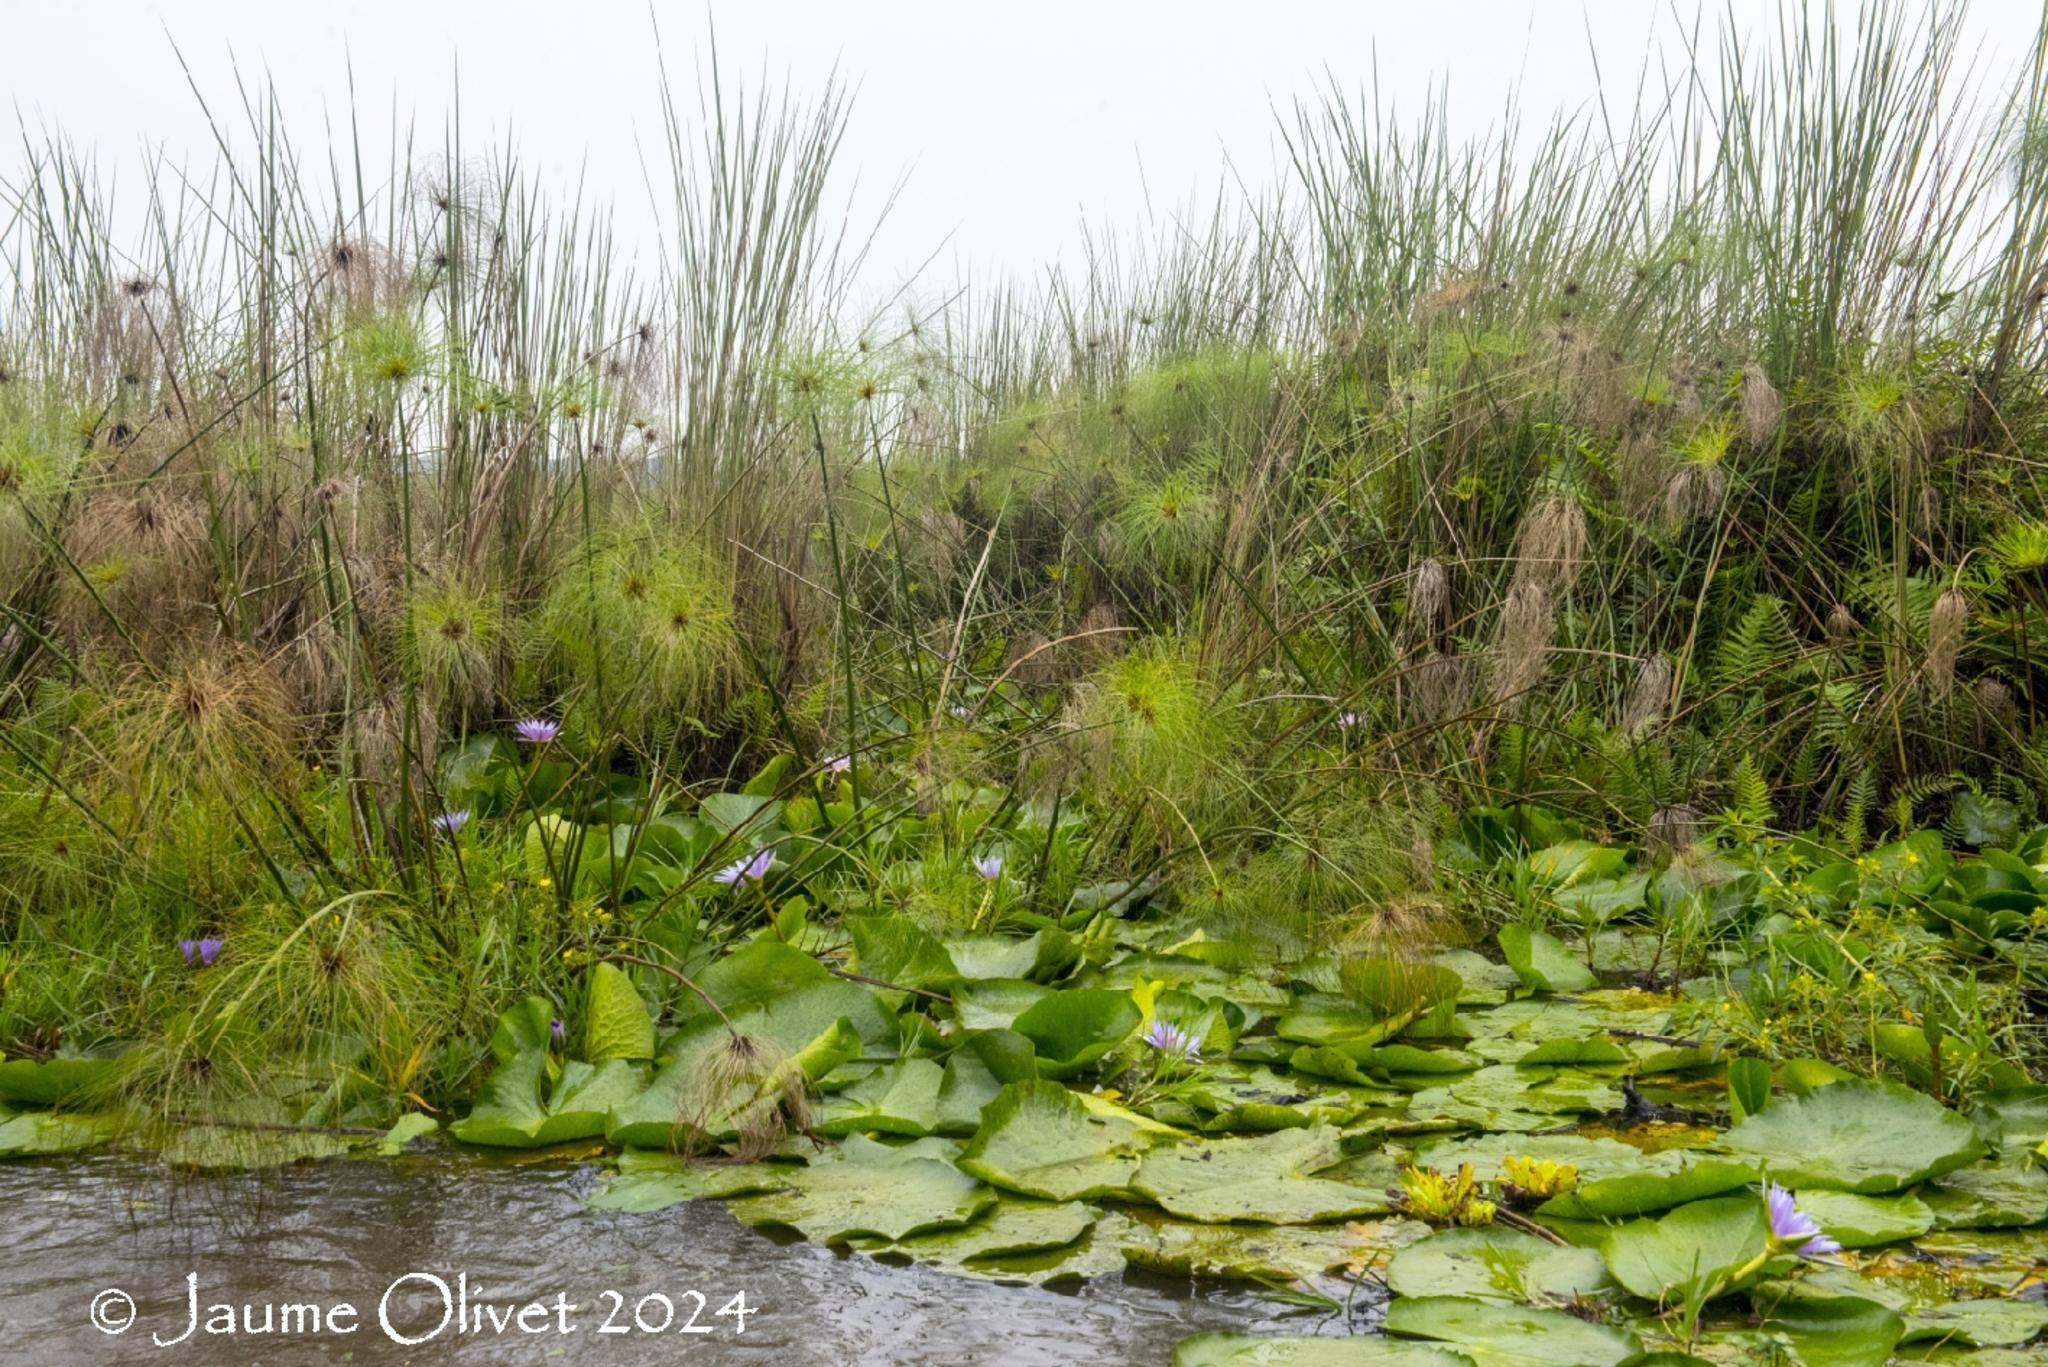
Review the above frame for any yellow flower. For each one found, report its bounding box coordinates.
[1502,1155,1579,1198]
[538,877,554,890]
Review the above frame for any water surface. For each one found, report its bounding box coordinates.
[2,1154,1324,1364]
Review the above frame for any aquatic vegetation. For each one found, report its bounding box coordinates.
[3,3,2048,1360]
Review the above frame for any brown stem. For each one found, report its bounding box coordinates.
[607,953,741,1038]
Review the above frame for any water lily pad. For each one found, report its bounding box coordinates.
[1900,1298,2048,1348]
[848,914,960,992]
[874,1197,1096,1264]
[1757,1293,1904,1367]
[1385,1295,1639,1366]
[585,1152,796,1212]
[1386,1227,1613,1304]
[1720,1079,1987,1193]
[0,1054,127,1105]
[957,1079,1152,1200]
[1120,1214,1427,1282]
[1789,1190,1933,1248]
[1498,926,1596,993]
[1971,1085,2048,1156]
[1918,1157,2048,1230]
[163,1125,351,1171]
[1011,989,1141,1079]
[1515,1035,1630,1067]
[1600,1196,1783,1304]
[935,1030,1036,1135]
[0,1109,119,1157]
[816,1057,945,1137]
[452,1025,647,1150]
[1173,1333,1473,1366]
[724,1134,993,1243]
[375,1113,441,1155]
[952,978,1052,1031]
[1133,1125,1390,1224]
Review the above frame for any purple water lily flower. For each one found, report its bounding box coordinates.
[712,848,774,885]
[178,937,224,968]
[822,754,852,775]
[431,809,470,835]
[1336,710,1361,730]
[1764,1182,1842,1258]
[972,853,1004,881]
[549,1018,566,1050]
[1144,1019,1200,1064]
[514,718,561,745]
[949,704,972,721]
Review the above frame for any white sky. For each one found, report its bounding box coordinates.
[2,1,2043,298]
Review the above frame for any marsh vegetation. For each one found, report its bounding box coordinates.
[5,2,2048,1360]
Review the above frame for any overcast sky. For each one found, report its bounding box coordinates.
[2,1,2043,297]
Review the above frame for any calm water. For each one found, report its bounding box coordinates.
[0,1154,1317,1365]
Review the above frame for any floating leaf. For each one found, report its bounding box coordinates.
[724,1134,993,1243]
[1498,926,1596,993]
[1384,1295,1639,1366]
[1385,1227,1612,1304]
[1132,1126,1390,1224]
[1600,1196,1783,1304]
[816,1057,945,1138]
[1011,989,1141,1079]
[1720,1079,1986,1193]
[1756,1293,1904,1367]
[1173,1333,1472,1366]
[1918,1157,2048,1230]
[957,1079,1151,1200]
[1789,1190,1932,1248]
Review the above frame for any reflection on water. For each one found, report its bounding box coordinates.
[0,1154,1315,1364]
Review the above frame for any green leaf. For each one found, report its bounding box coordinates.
[1789,1190,1932,1248]
[1011,989,1141,1079]
[1131,1126,1390,1224]
[1757,1294,1904,1367]
[1727,1056,1772,1124]
[0,1109,119,1157]
[816,1057,945,1137]
[1720,1079,1987,1193]
[957,1079,1152,1200]
[1516,1034,1629,1067]
[872,1197,1096,1265]
[374,1113,440,1156]
[724,1134,993,1244]
[1173,1333,1472,1366]
[1918,1157,2048,1230]
[606,1016,861,1148]
[1497,926,1596,993]
[1384,1296,1639,1366]
[1386,1228,1612,1304]
[1599,1195,1782,1304]
[584,963,656,1062]
[0,1054,127,1106]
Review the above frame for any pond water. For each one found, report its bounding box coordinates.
[1,1153,1315,1365]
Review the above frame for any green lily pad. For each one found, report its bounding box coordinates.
[1385,1295,1639,1366]
[1498,926,1596,993]
[1918,1157,2048,1230]
[953,979,1054,1031]
[1386,1227,1613,1304]
[1132,1125,1391,1224]
[1720,1079,1987,1193]
[957,1079,1152,1200]
[374,1113,441,1155]
[816,1057,945,1137]
[1010,989,1141,1079]
[585,1151,795,1212]
[163,1125,352,1171]
[1789,1190,1934,1248]
[1900,1298,2048,1348]
[1120,1214,1429,1282]
[0,1109,119,1157]
[874,1197,1096,1264]
[1600,1195,1784,1305]
[1516,1034,1630,1067]
[1758,1293,1904,1367]
[0,1054,127,1106]
[453,1006,648,1148]
[724,1134,993,1244]
[935,1030,1036,1135]
[1173,1333,1473,1366]
[1971,1085,2048,1156]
